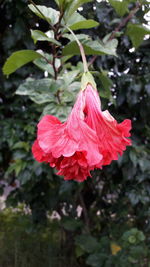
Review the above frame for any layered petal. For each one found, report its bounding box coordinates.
[37,90,102,167]
[32,139,52,163]
[32,139,61,168]
[32,89,103,181]
[84,84,132,166]
[32,139,94,182]
[57,152,93,182]
[32,80,132,182]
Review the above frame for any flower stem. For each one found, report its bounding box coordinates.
[66,27,89,73]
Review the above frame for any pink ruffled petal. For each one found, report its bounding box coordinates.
[32,139,61,168]
[38,91,102,167]
[57,152,92,182]
[32,140,52,163]
[84,84,132,166]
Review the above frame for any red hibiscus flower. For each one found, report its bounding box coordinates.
[32,89,103,182]
[32,76,131,182]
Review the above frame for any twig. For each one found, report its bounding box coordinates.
[52,45,58,80]
[55,90,61,104]
[88,55,97,68]
[55,9,64,35]
[52,10,64,80]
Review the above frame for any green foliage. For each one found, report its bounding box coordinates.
[1,208,147,267]
[62,38,118,56]
[69,19,99,30]
[108,0,129,16]
[75,234,99,253]
[0,207,78,267]
[126,23,150,48]
[98,70,114,101]
[64,11,99,30]
[31,29,61,45]
[64,0,92,18]
[16,78,57,104]
[28,4,60,25]
[3,50,42,75]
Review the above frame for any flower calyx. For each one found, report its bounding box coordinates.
[81,71,97,91]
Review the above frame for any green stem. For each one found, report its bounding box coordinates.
[66,27,89,73]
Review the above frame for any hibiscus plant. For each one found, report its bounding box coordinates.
[3,0,132,182]
[2,0,150,266]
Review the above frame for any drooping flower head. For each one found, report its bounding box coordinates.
[32,72,131,182]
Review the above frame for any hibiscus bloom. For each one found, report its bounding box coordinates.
[32,77,131,182]
[32,89,102,182]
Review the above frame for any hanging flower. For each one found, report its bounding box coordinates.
[32,89,102,182]
[32,73,131,182]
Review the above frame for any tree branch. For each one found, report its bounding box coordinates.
[52,10,64,80]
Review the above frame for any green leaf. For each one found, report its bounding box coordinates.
[64,12,99,30]
[18,170,32,185]
[129,150,137,168]
[137,231,145,242]
[60,89,74,103]
[65,11,85,25]
[33,52,61,76]
[34,57,54,76]
[99,71,113,100]
[16,78,57,104]
[65,0,92,18]
[128,191,140,206]
[28,4,60,25]
[7,159,26,176]
[31,30,61,46]
[3,50,42,75]
[108,0,129,16]
[64,33,91,42]
[67,81,81,93]
[12,142,30,152]
[126,23,150,48]
[62,70,79,85]
[42,103,72,121]
[70,19,99,30]
[54,0,62,6]
[75,235,99,253]
[61,55,73,63]
[63,38,118,56]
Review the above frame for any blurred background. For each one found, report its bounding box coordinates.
[0,0,150,266]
